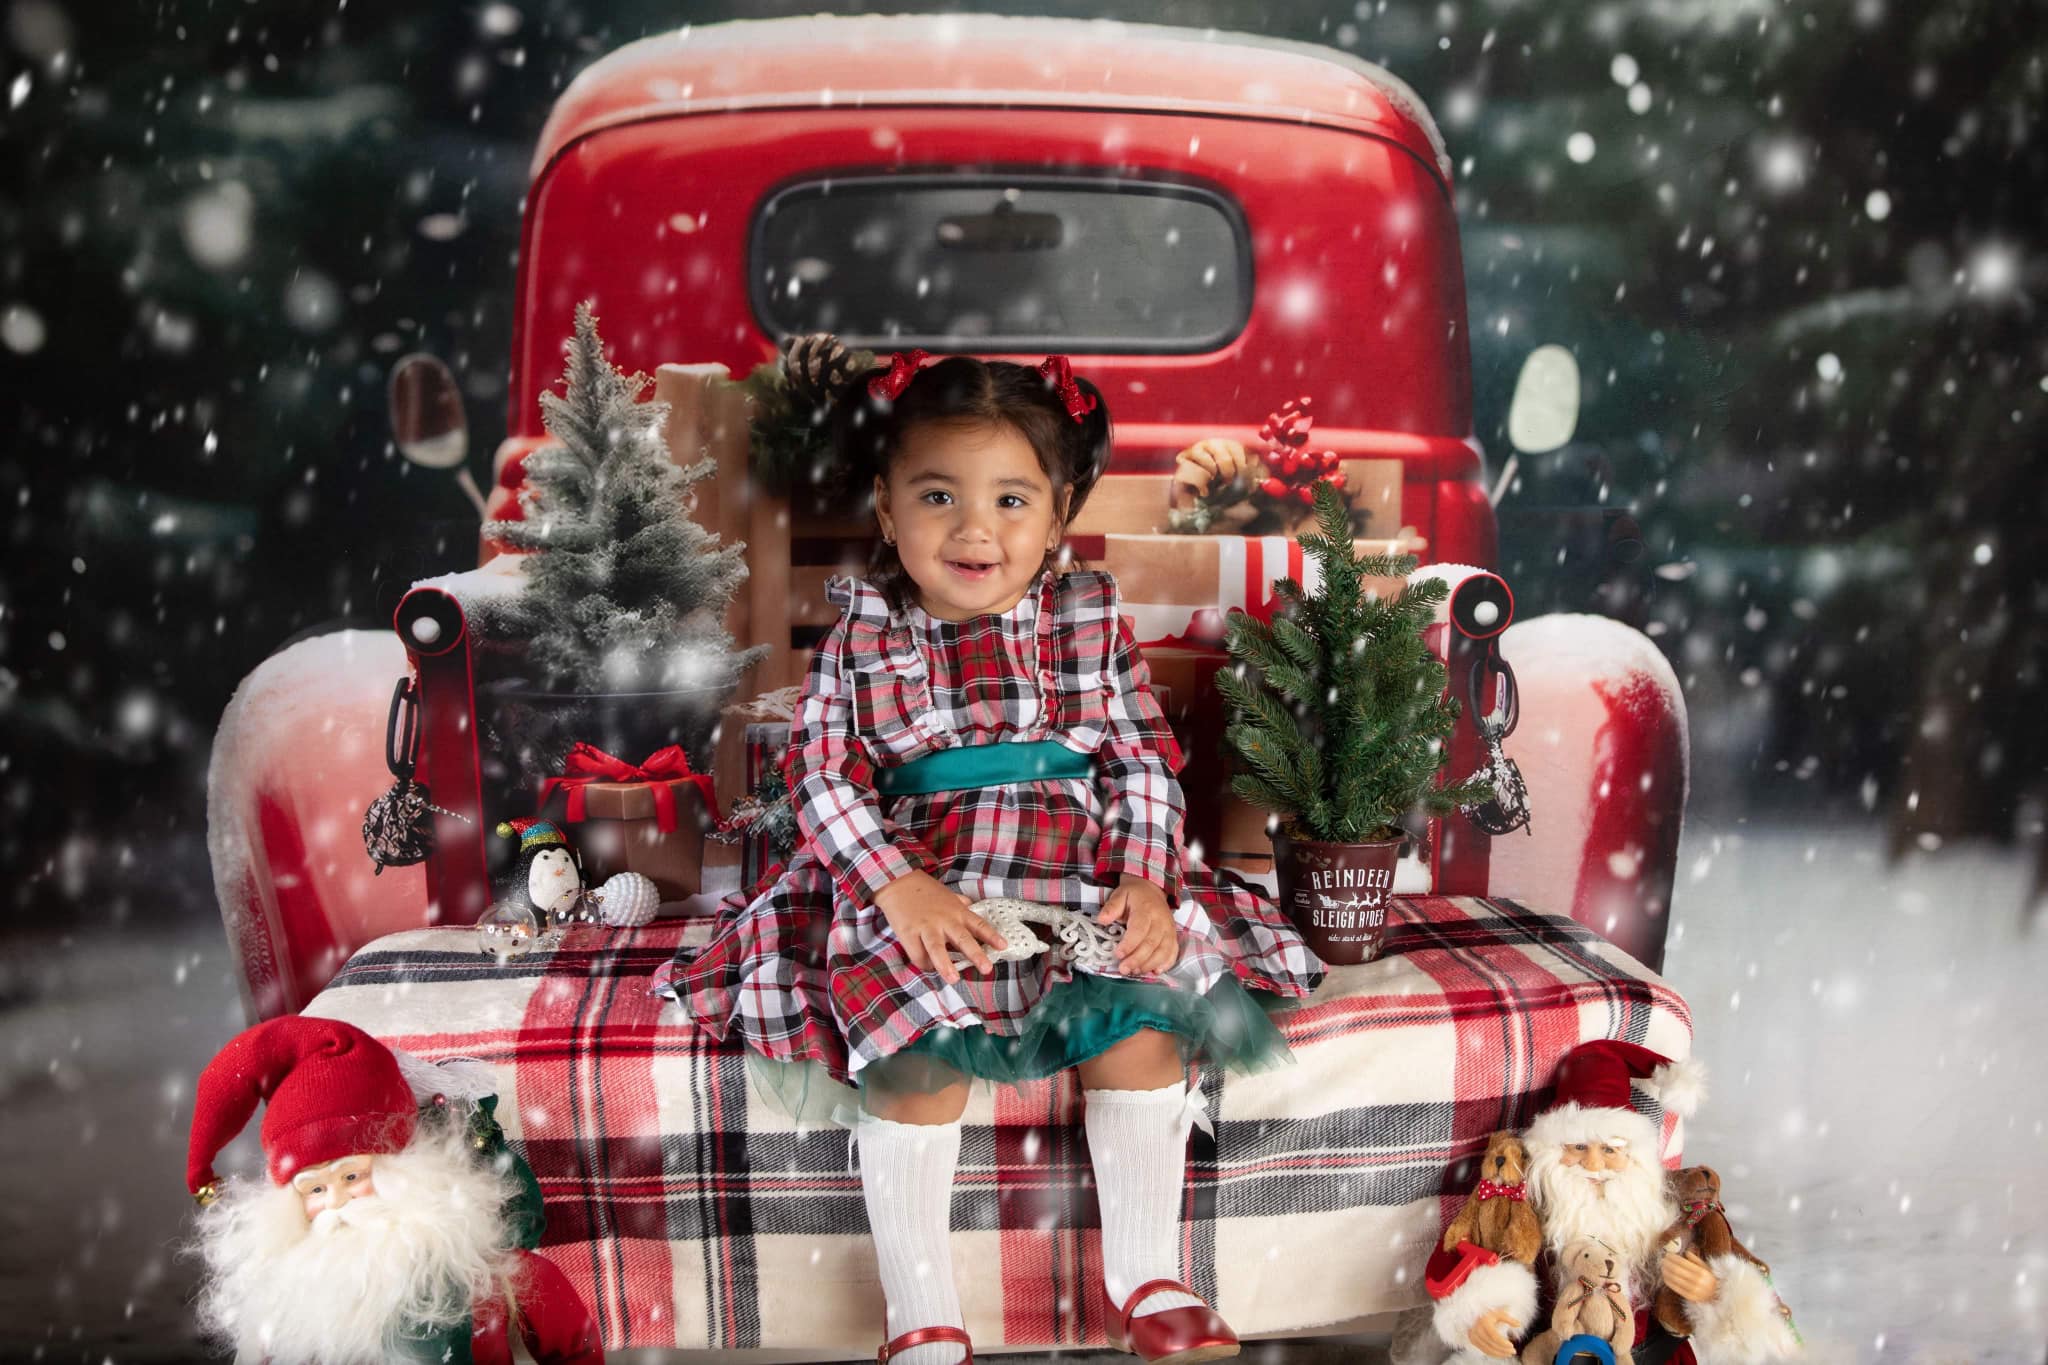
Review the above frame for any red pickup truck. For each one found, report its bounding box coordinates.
[207,15,1686,1021]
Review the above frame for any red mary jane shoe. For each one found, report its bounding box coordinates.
[877,1324,973,1364]
[1108,1278,1240,1364]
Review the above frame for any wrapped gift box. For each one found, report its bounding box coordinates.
[538,777,713,903]
[1141,645,1277,876]
[703,829,741,876]
[1069,462,1402,536]
[659,361,803,696]
[1085,532,1413,649]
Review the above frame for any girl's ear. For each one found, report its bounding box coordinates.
[1048,485,1073,548]
[872,473,892,540]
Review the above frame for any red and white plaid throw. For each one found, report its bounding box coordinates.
[303,895,1691,1349]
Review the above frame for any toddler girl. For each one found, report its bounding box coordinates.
[654,351,1326,1363]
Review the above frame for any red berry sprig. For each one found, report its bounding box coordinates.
[1254,396,1345,508]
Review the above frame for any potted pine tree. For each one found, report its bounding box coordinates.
[476,301,767,802]
[1214,481,1493,965]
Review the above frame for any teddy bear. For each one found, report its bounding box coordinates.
[1441,1130,1545,1266]
[1520,1236,1634,1365]
[1651,1165,1772,1338]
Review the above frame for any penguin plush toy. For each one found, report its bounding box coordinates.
[493,817,662,929]
[495,818,590,924]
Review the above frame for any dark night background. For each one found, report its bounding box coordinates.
[1,1,2044,1359]
[6,0,2043,935]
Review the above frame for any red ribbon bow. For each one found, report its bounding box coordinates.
[538,742,719,833]
[1037,354,1097,423]
[868,349,935,402]
[1474,1178,1528,1202]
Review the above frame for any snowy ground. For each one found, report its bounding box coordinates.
[1661,822,2048,1365]
[1,819,2042,1363]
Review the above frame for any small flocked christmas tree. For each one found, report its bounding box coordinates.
[481,302,767,791]
[1215,480,1492,845]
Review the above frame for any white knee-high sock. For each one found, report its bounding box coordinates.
[1084,1082,1207,1319]
[857,1111,968,1365]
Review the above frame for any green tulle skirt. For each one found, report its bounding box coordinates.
[746,969,1300,1127]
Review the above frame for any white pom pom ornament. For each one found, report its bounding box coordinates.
[591,871,660,927]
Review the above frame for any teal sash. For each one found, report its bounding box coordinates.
[874,740,1094,796]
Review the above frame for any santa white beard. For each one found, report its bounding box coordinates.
[189,1117,522,1363]
[1526,1138,1676,1295]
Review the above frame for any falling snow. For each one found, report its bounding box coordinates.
[3,1,2043,1359]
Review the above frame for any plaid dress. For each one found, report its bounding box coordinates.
[653,568,1326,1090]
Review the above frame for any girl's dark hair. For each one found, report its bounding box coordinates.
[829,354,1113,613]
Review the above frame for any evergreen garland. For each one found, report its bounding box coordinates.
[1215,480,1494,844]
[709,769,798,866]
[1163,475,1251,534]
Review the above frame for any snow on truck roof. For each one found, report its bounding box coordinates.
[532,14,1451,187]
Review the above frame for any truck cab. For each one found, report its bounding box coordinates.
[211,14,1684,1021]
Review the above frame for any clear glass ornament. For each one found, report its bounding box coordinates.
[477,899,542,960]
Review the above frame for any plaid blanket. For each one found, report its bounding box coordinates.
[303,895,1691,1350]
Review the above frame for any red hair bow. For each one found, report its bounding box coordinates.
[1038,355,1097,423]
[868,349,935,402]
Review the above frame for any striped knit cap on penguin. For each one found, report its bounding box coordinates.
[496,816,570,855]
[186,1016,416,1198]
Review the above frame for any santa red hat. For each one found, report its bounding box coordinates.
[187,1016,417,1200]
[1525,1040,1707,1155]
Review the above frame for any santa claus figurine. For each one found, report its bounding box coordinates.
[1413,1041,1799,1365]
[185,1015,604,1364]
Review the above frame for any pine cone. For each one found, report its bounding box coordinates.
[779,333,870,408]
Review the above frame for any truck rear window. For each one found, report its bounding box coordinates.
[750,175,1251,352]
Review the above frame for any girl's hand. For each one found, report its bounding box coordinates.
[872,871,1009,984]
[1169,438,1253,503]
[1101,874,1179,976]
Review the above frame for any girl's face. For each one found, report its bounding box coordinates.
[873,418,1070,621]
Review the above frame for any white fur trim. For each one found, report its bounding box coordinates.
[1525,1101,1662,1155]
[1389,1304,1454,1365]
[1431,1259,1539,1354]
[390,1049,500,1105]
[1684,1254,1801,1364]
[1652,1055,1708,1118]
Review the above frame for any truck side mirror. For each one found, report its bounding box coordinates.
[390,353,486,516]
[1506,343,1581,455]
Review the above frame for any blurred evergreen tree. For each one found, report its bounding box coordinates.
[3,0,2039,924]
